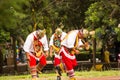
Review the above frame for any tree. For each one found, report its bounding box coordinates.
[84,0,120,69]
[0,0,29,73]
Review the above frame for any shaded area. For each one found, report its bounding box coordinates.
[2,61,119,74]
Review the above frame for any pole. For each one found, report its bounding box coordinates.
[92,38,96,70]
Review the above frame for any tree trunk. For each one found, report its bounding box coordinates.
[92,38,96,70]
[18,36,25,45]
[12,37,17,73]
[0,46,3,74]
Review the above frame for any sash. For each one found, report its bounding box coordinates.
[33,35,43,58]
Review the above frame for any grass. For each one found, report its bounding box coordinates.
[76,70,120,78]
[0,70,120,80]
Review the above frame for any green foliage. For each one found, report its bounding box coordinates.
[0,0,29,42]
[0,0,120,47]
[0,29,10,42]
[95,27,105,39]
[0,0,29,28]
[85,1,119,28]
[115,27,120,41]
[25,0,92,34]
[84,0,120,50]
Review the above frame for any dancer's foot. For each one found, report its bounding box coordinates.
[32,77,38,80]
[69,77,76,80]
[57,76,61,80]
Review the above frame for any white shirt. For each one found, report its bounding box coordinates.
[49,32,67,46]
[23,31,49,54]
[61,30,83,48]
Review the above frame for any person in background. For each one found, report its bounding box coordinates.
[23,29,49,80]
[49,28,67,80]
[16,46,20,64]
[104,45,111,70]
[18,45,25,63]
[59,29,90,80]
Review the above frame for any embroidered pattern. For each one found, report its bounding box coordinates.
[33,36,43,57]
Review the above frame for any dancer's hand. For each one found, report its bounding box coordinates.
[74,49,79,54]
[84,42,90,50]
[26,52,30,61]
[49,52,53,57]
[72,48,79,54]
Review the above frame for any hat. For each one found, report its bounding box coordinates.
[118,24,120,28]
[55,28,62,35]
[82,29,89,38]
[37,29,46,38]
[89,30,95,37]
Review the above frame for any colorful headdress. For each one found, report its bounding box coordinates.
[82,29,89,38]
[55,28,62,35]
[80,29,89,38]
[37,29,46,38]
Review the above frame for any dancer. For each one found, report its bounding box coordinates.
[59,29,89,80]
[49,28,67,80]
[23,29,49,80]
